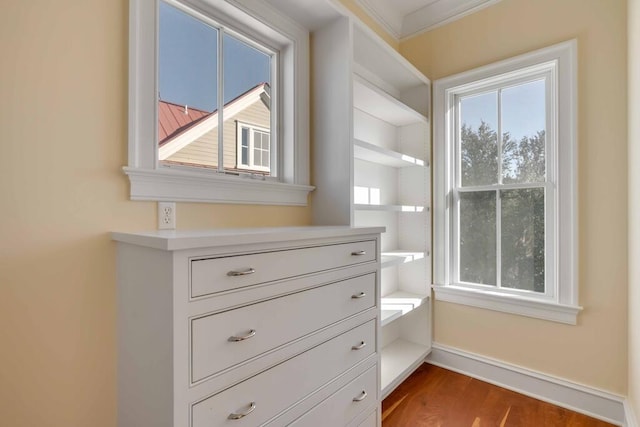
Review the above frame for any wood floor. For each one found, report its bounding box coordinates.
[382,364,615,427]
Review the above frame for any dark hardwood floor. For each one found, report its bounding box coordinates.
[382,364,616,427]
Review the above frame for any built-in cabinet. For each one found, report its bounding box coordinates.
[312,16,432,399]
[113,226,383,427]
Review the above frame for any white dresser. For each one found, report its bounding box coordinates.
[113,226,383,427]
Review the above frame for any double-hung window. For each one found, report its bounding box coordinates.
[433,40,581,324]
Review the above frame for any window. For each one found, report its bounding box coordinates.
[236,122,271,172]
[433,40,581,324]
[127,0,312,205]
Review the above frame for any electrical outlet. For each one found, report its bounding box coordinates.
[158,202,176,230]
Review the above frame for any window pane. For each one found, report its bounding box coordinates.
[262,133,270,167]
[460,92,498,186]
[501,79,546,184]
[241,127,249,165]
[158,1,219,169]
[459,191,497,286]
[501,188,545,292]
[223,33,272,174]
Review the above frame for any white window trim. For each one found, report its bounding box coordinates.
[236,121,271,172]
[433,40,581,324]
[127,0,313,205]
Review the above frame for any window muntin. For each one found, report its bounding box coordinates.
[158,1,274,175]
[452,75,553,297]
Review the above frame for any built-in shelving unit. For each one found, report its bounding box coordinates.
[312,14,432,401]
[354,139,426,168]
[380,339,431,396]
[380,291,429,327]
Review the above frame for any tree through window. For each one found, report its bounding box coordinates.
[457,79,547,293]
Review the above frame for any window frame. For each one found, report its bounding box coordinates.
[236,121,271,172]
[127,0,313,205]
[433,40,581,324]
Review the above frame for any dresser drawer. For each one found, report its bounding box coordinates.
[191,273,376,383]
[357,411,377,427]
[289,366,376,427]
[191,240,377,298]
[191,320,376,427]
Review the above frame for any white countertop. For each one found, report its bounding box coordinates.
[111,226,385,251]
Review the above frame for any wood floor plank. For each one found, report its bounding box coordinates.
[382,364,616,427]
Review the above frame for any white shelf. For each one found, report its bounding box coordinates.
[354,139,427,168]
[353,76,427,126]
[354,203,427,213]
[381,339,431,398]
[381,309,403,326]
[380,291,429,327]
[352,25,429,94]
[380,250,425,269]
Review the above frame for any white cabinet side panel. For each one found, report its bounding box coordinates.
[117,244,174,427]
[311,16,353,226]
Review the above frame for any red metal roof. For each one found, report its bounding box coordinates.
[158,101,211,145]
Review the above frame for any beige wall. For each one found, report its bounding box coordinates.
[402,0,628,393]
[629,0,640,417]
[0,1,310,426]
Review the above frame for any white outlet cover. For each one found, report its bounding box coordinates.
[158,202,176,230]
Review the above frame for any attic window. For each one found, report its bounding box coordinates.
[126,0,312,205]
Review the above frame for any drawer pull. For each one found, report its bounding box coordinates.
[228,329,256,342]
[351,292,366,299]
[228,402,256,420]
[353,391,368,402]
[351,341,366,350]
[227,268,256,277]
[351,250,367,256]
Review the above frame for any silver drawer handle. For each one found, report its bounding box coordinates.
[228,402,256,420]
[351,341,366,351]
[228,329,256,342]
[228,268,256,277]
[351,250,367,256]
[351,292,366,299]
[353,391,367,402]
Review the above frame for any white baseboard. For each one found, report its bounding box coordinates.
[426,343,626,426]
[625,399,639,427]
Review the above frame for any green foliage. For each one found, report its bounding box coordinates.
[459,122,546,292]
[460,121,498,186]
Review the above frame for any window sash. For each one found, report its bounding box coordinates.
[449,71,557,301]
[451,184,552,299]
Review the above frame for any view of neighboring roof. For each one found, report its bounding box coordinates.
[158,82,270,146]
[158,101,210,145]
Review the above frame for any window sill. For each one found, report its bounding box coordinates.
[432,285,582,325]
[124,167,314,205]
